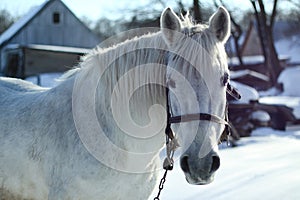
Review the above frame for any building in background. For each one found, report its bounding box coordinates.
[0,0,100,78]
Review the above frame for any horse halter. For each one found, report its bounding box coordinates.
[164,81,241,157]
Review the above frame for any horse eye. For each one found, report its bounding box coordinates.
[167,79,176,88]
[222,73,229,86]
[172,55,177,61]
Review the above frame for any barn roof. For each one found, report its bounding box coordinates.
[0,0,97,48]
[5,44,91,54]
[0,1,49,46]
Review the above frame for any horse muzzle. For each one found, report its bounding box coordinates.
[180,151,220,185]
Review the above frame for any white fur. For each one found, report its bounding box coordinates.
[0,7,230,199]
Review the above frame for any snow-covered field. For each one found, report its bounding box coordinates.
[156,127,300,200]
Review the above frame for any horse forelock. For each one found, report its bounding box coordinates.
[167,25,228,79]
[68,13,228,108]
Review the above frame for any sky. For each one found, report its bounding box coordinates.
[0,0,295,23]
[0,0,255,22]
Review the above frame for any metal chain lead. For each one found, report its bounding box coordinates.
[153,169,169,200]
[154,133,179,200]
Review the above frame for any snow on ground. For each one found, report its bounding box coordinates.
[278,66,300,97]
[259,66,300,118]
[25,73,62,88]
[260,66,300,98]
[154,128,300,200]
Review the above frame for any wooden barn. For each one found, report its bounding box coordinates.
[0,0,100,78]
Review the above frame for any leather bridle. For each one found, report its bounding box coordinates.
[165,82,241,143]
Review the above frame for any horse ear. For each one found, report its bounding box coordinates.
[160,7,182,47]
[209,7,231,43]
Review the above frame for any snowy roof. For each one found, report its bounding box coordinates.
[230,69,270,81]
[5,44,91,54]
[0,1,48,46]
[228,55,290,67]
[230,81,259,104]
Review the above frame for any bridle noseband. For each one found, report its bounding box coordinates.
[165,82,241,145]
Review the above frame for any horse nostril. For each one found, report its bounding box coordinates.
[180,156,190,173]
[210,155,220,173]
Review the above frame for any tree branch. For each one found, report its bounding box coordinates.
[270,0,278,29]
[250,0,267,61]
[286,0,300,8]
[193,0,202,22]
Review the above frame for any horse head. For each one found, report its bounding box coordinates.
[161,7,231,185]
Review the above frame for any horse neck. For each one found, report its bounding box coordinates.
[80,32,168,155]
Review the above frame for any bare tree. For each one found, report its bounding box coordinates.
[93,18,121,40]
[250,0,281,86]
[0,9,15,34]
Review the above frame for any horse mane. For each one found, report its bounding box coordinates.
[60,11,226,84]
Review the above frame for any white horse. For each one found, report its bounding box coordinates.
[0,7,231,200]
